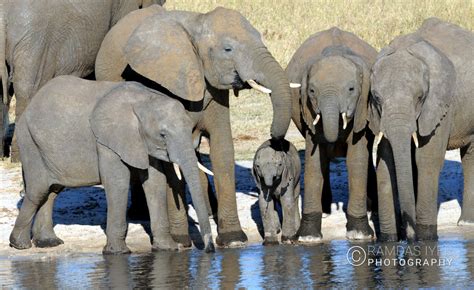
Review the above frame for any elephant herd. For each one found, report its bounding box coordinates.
[0,2,472,254]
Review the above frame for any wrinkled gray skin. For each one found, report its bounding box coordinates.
[0,0,165,160]
[369,18,474,241]
[95,7,292,247]
[252,139,301,245]
[286,27,377,242]
[9,76,215,254]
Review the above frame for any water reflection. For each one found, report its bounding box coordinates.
[1,239,473,288]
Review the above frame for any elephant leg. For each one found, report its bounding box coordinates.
[259,194,280,245]
[10,52,44,162]
[98,144,131,254]
[459,141,474,225]
[297,135,325,243]
[165,163,191,248]
[281,185,299,243]
[415,134,448,240]
[203,96,247,247]
[32,191,64,248]
[346,132,374,240]
[140,162,178,251]
[376,139,399,242]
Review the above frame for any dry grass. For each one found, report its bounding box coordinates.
[166,0,473,159]
[5,1,472,160]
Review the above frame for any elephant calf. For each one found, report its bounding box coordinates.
[286,27,378,242]
[253,139,301,244]
[9,76,215,254]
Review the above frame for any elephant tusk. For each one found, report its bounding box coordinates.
[197,162,214,176]
[342,112,348,130]
[173,163,182,181]
[289,83,301,88]
[247,80,272,94]
[372,132,384,168]
[412,132,419,148]
[313,114,320,126]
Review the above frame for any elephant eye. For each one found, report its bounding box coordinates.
[349,87,354,92]
[309,88,315,94]
[224,47,233,52]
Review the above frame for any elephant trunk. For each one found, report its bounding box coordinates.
[0,1,8,104]
[251,47,292,140]
[319,99,340,143]
[386,127,417,240]
[169,138,215,252]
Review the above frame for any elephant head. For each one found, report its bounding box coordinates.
[253,139,292,199]
[291,46,370,142]
[90,82,215,251]
[368,40,456,239]
[121,7,292,139]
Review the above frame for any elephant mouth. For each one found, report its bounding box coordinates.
[231,71,250,90]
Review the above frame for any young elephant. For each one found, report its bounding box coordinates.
[286,27,377,242]
[369,18,474,241]
[9,76,215,254]
[253,139,301,244]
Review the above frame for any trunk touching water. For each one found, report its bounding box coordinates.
[252,48,292,140]
[320,100,340,143]
[171,140,214,252]
[387,130,417,240]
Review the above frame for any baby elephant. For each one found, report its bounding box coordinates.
[9,76,215,254]
[253,139,301,244]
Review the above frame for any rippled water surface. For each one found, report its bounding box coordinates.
[1,238,473,288]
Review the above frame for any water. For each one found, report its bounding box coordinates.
[1,238,473,288]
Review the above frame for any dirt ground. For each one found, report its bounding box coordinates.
[0,150,472,257]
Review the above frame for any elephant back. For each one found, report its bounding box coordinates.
[95,5,165,81]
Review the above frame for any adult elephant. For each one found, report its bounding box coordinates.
[0,0,165,160]
[369,18,474,241]
[286,27,377,242]
[95,7,292,247]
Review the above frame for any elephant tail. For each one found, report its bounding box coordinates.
[0,2,8,105]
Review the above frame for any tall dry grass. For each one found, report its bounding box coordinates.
[167,0,473,159]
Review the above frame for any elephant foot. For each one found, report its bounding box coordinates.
[152,236,179,251]
[378,232,399,242]
[216,230,248,248]
[33,237,64,248]
[458,213,474,226]
[171,234,192,249]
[263,236,280,246]
[346,214,374,240]
[281,235,298,244]
[9,231,32,250]
[103,240,131,255]
[297,212,322,244]
[458,219,474,226]
[416,224,438,241]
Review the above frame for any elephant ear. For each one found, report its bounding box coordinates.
[345,54,371,133]
[90,84,149,169]
[299,63,319,135]
[407,41,456,137]
[124,15,205,102]
[367,98,381,136]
